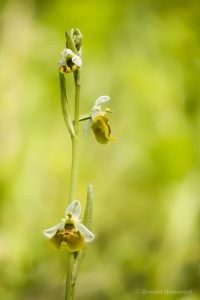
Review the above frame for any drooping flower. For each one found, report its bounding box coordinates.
[58,48,82,74]
[85,96,115,144]
[43,200,95,252]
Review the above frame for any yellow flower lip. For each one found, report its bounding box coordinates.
[92,115,115,144]
[59,60,79,74]
[50,227,85,252]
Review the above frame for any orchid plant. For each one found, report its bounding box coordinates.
[43,28,114,300]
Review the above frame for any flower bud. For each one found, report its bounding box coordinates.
[70,28,83,53]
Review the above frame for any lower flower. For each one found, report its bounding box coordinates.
[43,200,95,252]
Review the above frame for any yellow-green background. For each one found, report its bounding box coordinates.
[0,0,199,299]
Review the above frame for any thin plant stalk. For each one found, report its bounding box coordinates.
[59,73,75,138]
[68,70,81,203]
[65,69,81,300]
[65,253,74,300]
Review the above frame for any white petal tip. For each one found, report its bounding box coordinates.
[61,48,74,57]
[43,229,53,239]
[77,223,95,243]
[43,223,64,239]
[85,233,95,243]
[95,95,110,107]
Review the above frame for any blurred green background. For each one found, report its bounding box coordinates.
[0,0,200,299]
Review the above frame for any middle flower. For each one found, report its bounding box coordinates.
[91,96,115,144]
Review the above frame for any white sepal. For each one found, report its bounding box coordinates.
[77,223,95,243]
[61,48,74,57]
[43,222,64,239]
[57,57,66,68]
[72,55,82,67]
[95,96,110,107]
[65,200,81,220]
[91,109,100,121]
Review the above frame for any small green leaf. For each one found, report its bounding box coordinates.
[65,30,77,53]
[71,184,94,288]
[83,183,93,230]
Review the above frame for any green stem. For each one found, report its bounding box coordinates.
[65,69,81,300]
[74,70,81,135]
[65,253,74,300]
[59,73,75,137]
[68,70,81,203]
[68,137,78,202]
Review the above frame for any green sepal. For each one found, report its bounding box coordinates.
[65,30,77,54]
[83,183,93,230]
[70,28,83,52]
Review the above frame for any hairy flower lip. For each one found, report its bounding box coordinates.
[92,115,112,144]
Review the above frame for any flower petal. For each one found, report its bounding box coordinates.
[77,223,95,243]
[65,200,81,220]
[95,95,110,107]
[43,222,64,239]
[61,48,74,57]
[57,57,66,68]
[72,55,82,67]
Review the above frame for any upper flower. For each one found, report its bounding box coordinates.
[58,48,82,74]
[85,96,115,144]
[43,200,95,252]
